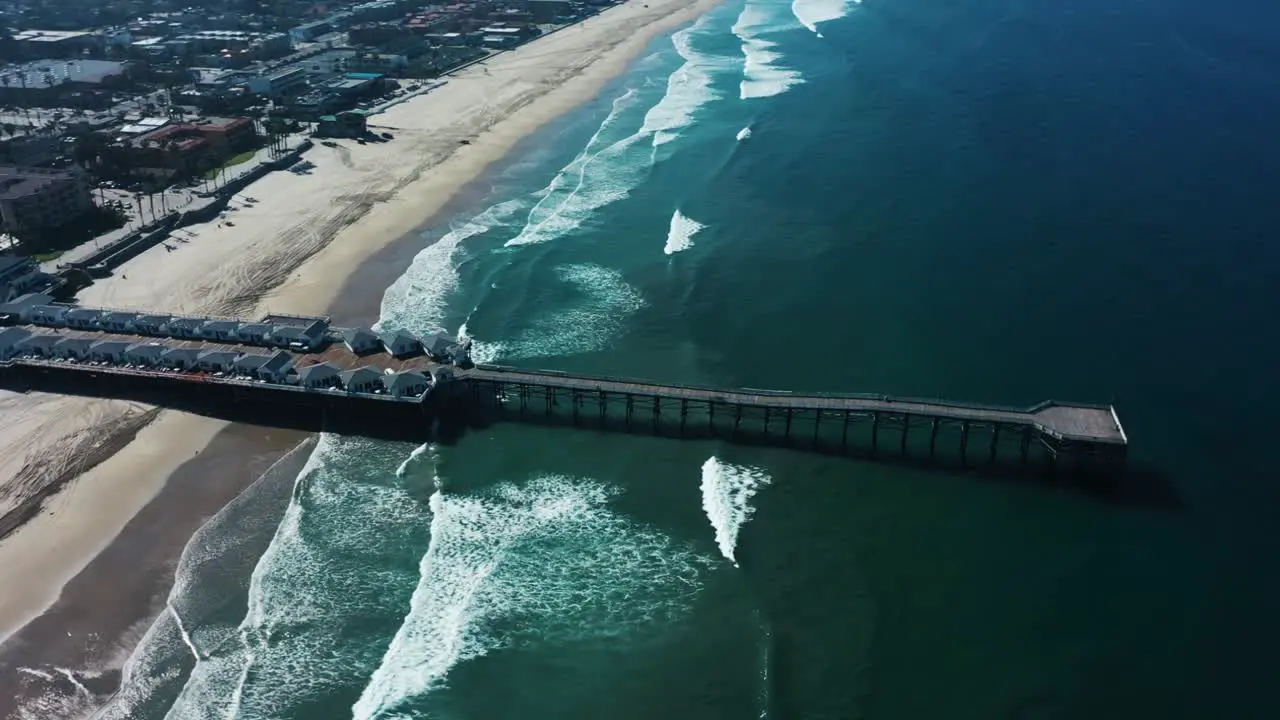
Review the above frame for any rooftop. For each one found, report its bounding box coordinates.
[0,60,129,90]
[0,166,83,201]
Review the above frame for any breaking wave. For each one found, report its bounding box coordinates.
[352,475,712,718]
[735,2,805,99]
[737,125,753,141]
[700,457,772,566]
[469,263,645,361]
[665,209,706,255]
[791,0,858,38]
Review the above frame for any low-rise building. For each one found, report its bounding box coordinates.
[259,351,294,382]
[383,370,430,398]
[0,292,54,322]
[161,347,202,369]
[0,327,33,360]
[0,258,51,303]
[64,307,103,330]
[0,167,94,236]
[197,350,241,372]
[200,320,241,341]
[342,327,381,353]
[100,311,139,332]
[379,329,421,358]
[124,342,167,365]
[17,333,61,357]
[298,361,341,388]
[52,337,94,360]
[87,339,131,362]
[29,304,69,327]
[340,366,384,393]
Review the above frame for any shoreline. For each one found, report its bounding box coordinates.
[0,0,722,715]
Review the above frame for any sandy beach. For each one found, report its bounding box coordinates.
[0,0,718,715]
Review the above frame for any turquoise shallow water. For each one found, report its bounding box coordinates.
[94,0,1280,717]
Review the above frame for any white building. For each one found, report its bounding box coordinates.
[124,342,167,365]
[0,292,53,322]
[339,366,383,393]
[258,351,294,382]
[379,329,421,358]
[16,333,59,357]
[52,337,94,359]
[197,350,240,372]
[64,307,103,330]
[298,362,341,389]
[342,327,380,354]
[200,320,240,342]
[166,317,205,339]
[0,326,32,359]
[133,314,171,335]
[100,311,139,332]
[382,370,430,398]
[161,347,202,369]
[88,340,131,362]
[236,323,274,344]
[29,305,69,327]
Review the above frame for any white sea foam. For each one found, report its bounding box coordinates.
[377,198,525,336]
[639,14,729,147]
[469,264,645,362]
[164,436,433,719]
[353,475,711,718]
[395,442,434,479]
[791,0,857,38]
[737,126,753,141]
[734,1,805,99]
[700,457,772,566]
[664,209,705,255]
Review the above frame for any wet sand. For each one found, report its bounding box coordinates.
[0,1,722,715]
[0,424,309,718]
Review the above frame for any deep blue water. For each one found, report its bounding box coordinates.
[86,0,1280,718]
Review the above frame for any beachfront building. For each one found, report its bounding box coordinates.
[233,352,271,377]
[340,366,384,393]
[0,257,50,303]
[197,350,241,373]
[430,367,455,386]
[0,327,33,360]
[52,337,94,360]
[200,320,241,342]
[133,314,171,335]
[0,166,95,236]
[259,351,294,383]
[100,311,140,333]
[88,340,131,363]
[124,343,167,366]
[64,307,104,330]
[236,322,274,344]
[271,320,328,351]
[165,317,206,339]
[342,327,381,354]
[383,370,430,398]
[423,331,470,365]
[379,329,421,358]
[0,292,54,323]
[298,362,342,389]
[17,333,60,357]
[29,305,69,327]
[161,347,202,370]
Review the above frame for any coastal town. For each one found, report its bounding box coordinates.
[0,0,611,283]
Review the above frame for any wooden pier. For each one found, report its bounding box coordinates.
[458,365,1128,471]
[0,317,1128,474]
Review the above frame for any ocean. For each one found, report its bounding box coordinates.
[94,0,1280,717]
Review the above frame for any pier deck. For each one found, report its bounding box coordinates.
[1,317,1127,472]
[462,366,1126,445]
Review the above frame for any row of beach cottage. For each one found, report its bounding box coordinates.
[0,293,471,400]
